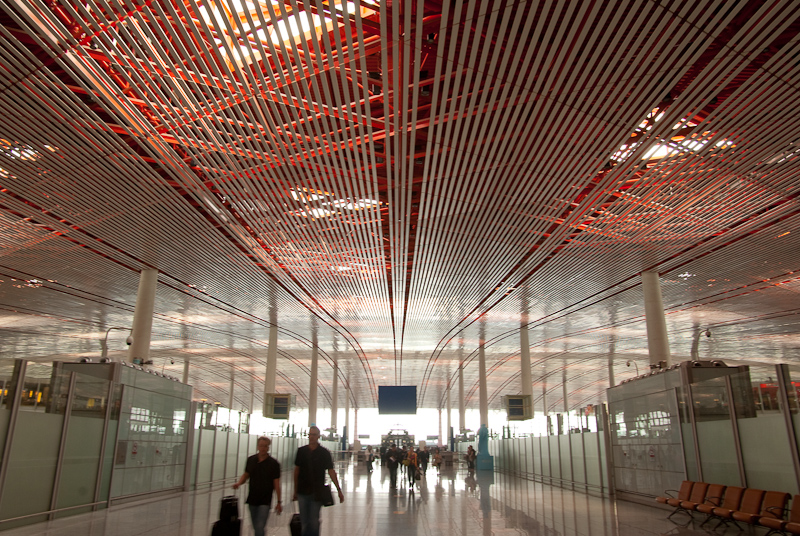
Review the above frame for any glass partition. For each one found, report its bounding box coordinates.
[734,366,798,494]
[690,376,740,485]
[0,363,68,526]
[55,373,110,515]
[0,361,21,467]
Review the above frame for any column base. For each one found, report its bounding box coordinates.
[476,454,494,471]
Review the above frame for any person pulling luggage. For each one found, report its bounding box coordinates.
[233,436,282,536]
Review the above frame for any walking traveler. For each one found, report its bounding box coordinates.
[405,446,419,490]
[292,426,344,536]
[233,436,282,536]
[385,443,400,488]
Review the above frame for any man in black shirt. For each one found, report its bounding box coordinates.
[233,436,282,536]
[292,426,344,536]
[385,443,400,488]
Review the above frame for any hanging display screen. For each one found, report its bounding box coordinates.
[378,386,417,414]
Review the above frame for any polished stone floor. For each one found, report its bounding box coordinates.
[0,462,748,535]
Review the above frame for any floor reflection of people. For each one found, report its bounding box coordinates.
[477,471,494,536]
[465,473,477,493]
[434,476,444,502]
[417,473,429,505]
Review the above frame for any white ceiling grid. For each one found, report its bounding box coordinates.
[0,0,799,412]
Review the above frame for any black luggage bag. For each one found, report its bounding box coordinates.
[219,495,239,521]
[290,513,302,536]
[212,519,241,536]
[212,495,241,536]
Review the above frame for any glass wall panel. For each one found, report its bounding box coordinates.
[571,434,585,485]
[691,377,740,486]
[786,365,800,493]
[532,437,542,474]
[99,418,119,503]
[212,431,227,482]
[540,436,550,477]
[54,374,110,515]
[196,429,215,485]
[559,435,572,482]
[0,410,63,523]
[19,362,56,413]
[0,360,21,465]
[548,435,561,480]
[112,372,191,498]
[238,432,250,473]
[226,432,239,478]
[521,438,529,477]
[585,434,601,488]
[732,368,797,493]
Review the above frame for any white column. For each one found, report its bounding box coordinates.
[479,341,488,427]
[446,387,452,444]
[265,321,278,393]
[608,358,615,388]
[182,360,190,384]
[229,376,235,409]
[249,377,255,414]
[562,369,569,413]
[344,387,350,446]
[458,365,465,431]
[308,326,318,426]
[353,408,358,443]
[642,271,671,367]
[542,377,548,416]
[263,320,278,416]
[520,322,532,397]
[438,409,443,447]
[128,269,157,363]
[331,360,338,433]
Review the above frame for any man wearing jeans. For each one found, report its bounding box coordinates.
[233,436,282,536]
[292,426,344,536]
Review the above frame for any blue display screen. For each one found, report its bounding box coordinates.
[378,386,417,414]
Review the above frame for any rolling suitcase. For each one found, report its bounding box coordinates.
[211,519,241,536]
[290,513,302,536]
[212,494,241,535]
[219,495,239,521]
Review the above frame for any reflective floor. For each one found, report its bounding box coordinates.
[0,462,742,536]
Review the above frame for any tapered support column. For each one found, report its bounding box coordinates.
[608,359,615,388]
[479,341,488,427]
[642,271,671,367]
[331,360,338,433]
[542,377,548,416]
[128,269,158,363]
[438,408,443,447]
[182,360,190,384]
[228,376,235,410]
[520,322,532,397]
[458,365,465,431]
[308,324,318,426]
[344,388,350,447]
[446,386,452,443]
[353,408,358,442]
[264,301,278,416]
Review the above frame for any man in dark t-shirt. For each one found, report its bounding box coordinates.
[233,436,282,536]
[293,426,344,536]
[385,443,400,488]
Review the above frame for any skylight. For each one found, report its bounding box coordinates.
[0,139,40,161]
[289,187,381,219]
[200,1,366,65]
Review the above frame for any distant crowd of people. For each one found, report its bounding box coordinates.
[378,443,452,489]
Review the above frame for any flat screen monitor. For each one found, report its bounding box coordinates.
[378,386,417,414]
